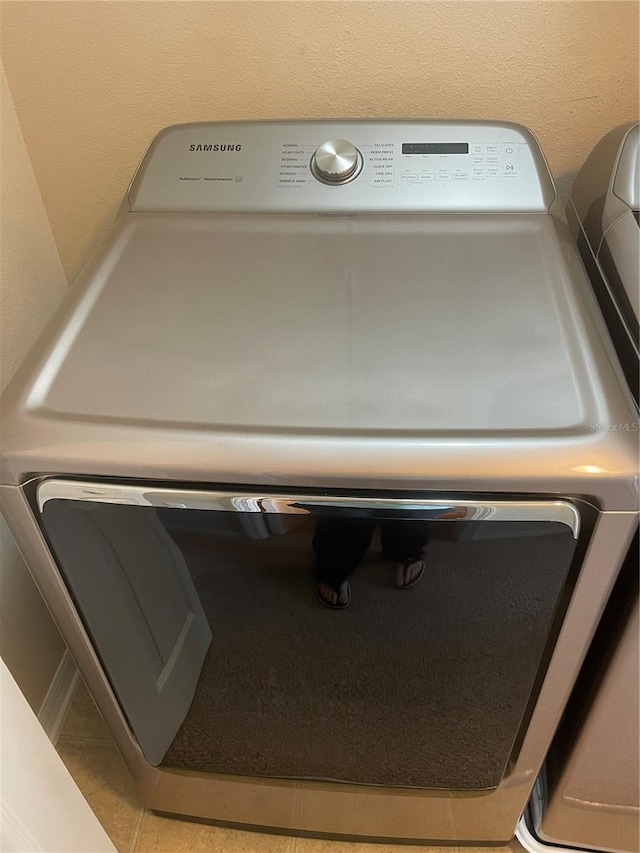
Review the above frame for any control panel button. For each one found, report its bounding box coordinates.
[311,139,363,184]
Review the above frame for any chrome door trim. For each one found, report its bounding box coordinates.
[37,479,580,537]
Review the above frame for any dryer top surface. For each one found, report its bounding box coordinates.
[30,214,601,435]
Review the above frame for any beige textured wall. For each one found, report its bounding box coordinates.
[0,66,68,712]
[1,0,638,281]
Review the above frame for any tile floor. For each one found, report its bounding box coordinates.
[57,681,525,853]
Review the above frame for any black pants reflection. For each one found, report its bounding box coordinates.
[313,518,430,591]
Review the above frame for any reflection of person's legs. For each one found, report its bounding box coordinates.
[313,517,376,607]
[380,520,430,589]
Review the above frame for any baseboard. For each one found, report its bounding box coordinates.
[37,649,79,744]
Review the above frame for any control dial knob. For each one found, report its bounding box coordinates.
[311,139,362,184]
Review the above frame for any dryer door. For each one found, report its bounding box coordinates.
[38,480,581,785]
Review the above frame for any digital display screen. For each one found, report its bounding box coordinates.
[402,143,469,155]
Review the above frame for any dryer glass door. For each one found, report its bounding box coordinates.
[38,482,580,791]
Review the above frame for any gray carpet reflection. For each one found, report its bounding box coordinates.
[161,518,574,789]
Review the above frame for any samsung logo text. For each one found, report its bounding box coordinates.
[189,144,242,152]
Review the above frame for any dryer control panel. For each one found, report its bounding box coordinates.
[128,121,555,214]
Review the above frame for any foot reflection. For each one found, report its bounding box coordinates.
[312,518,430,609]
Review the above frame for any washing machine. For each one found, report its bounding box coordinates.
[1,121,638,844]
[566,122,638,403]
[518,124,639,853]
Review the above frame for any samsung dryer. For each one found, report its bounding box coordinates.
[1,121,638,844]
